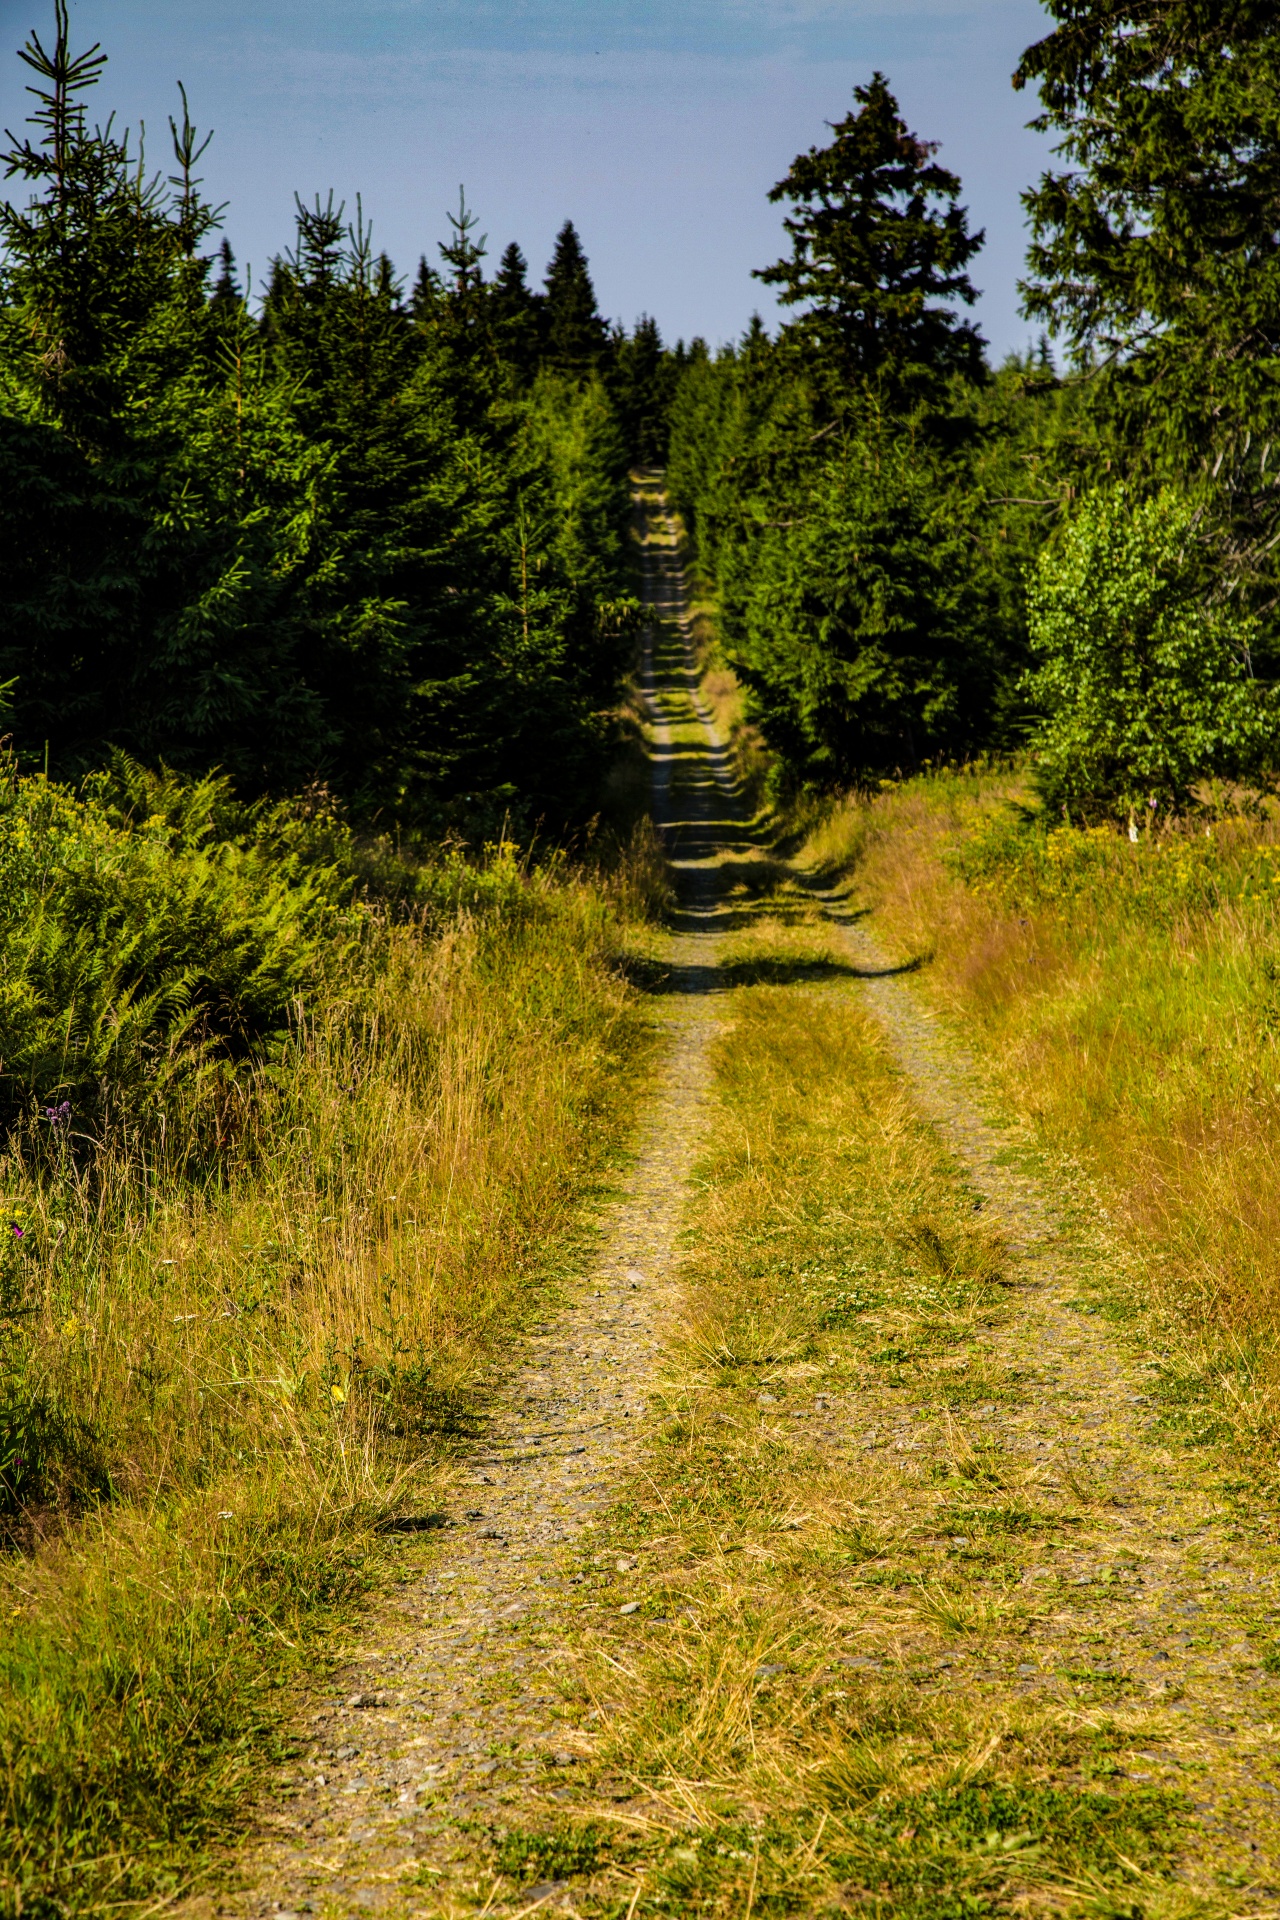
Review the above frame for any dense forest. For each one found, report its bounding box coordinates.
[668,9,1280,826]
[5,4,1278,835]
[0,4,677,835]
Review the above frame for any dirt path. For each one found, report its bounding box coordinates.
[216,482,736,1920]
[617,484,1280,1903]
[221,481,1280,1917]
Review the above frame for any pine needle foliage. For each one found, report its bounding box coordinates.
[756,70,985,402]
[0,10,647,829]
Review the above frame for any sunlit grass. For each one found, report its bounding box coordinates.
[471,974,1205,1919]
[0,853,657,1914]
[798,772,1280,1451]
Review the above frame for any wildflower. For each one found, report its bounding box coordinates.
[11,1226,22,1238]
[330,1383,347,1405]
[43,1100,70,1127]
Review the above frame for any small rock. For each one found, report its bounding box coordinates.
[615,1557,637,1573]
[757,1393,778,1405]
[754,1664,786,1677]
[346,1692,388,1709]
[525,1884,570,1904]
[619,1601,641,1615]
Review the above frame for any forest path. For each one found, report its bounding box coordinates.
[212,480,743,1920]
[215,483,1280,1919]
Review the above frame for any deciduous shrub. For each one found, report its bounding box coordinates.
[1024,487,1280,824]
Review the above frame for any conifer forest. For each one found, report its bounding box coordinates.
[9,3,1280,1916]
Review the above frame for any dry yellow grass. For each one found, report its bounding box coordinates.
[454,942,1280,1918]
[0,860,657,1913]
[799,772,1280,1457]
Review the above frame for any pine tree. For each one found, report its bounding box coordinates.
[410,254,443,324]
[492,240,542,379]
[756,72,985,401]
[210,238,240,311]
[0,10,639,826]
[0,8,337,787]
[542,221,607,377]
[611,314,676,464]
[1015,0,1280,587]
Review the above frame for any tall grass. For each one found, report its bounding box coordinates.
[0,782,659,1913]
[801,774,1280,1451]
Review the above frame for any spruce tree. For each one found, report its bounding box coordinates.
[492,240,542,379]
[755,72,985,401]
[410,255,442,324]
[0,8,336,787]
[0,9,638,826]
[611,314,676,464]
[542,221,607,376]
[1015,0,1280,585]
[209,238,240,311]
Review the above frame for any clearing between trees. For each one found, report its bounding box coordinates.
[204,487,1280,1920]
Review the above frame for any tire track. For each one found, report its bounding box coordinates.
[215,480,735,1920]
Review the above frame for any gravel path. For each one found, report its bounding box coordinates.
[216,481,735,1920]
[216,481,1280,1916]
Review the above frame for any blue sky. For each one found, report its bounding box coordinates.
[0,0,1056,359]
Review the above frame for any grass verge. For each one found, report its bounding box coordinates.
[796,773,1280,1468]
[0,847,658,1916]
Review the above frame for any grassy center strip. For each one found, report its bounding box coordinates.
[463,931,1237,1919]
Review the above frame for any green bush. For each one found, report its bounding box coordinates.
[1024,486,1280,824]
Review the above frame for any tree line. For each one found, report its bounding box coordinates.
[5,1,1280,833]
[0,4,676,835]
[666,2,1280,826]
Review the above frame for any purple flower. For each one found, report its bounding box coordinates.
[11,1226,21,1238]
[43,1101,70,1126]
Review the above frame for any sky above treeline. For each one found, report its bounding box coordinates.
[0,0,1056,362]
